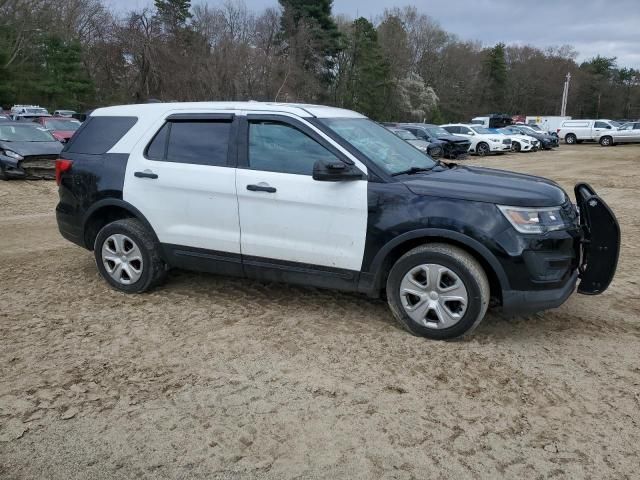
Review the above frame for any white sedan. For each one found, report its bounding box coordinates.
[498,127,539,152]
[441,124,512,156]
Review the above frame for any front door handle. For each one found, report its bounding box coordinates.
[134,170,158,179]
[247,184,276,193]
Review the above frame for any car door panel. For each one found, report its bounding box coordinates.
[236,115,368,272]
[123,113,241,255]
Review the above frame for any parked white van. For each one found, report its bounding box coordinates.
[557,119,620,144]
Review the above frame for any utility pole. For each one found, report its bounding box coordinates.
[560,72,571,116]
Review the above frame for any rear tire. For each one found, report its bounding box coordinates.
[565,134,577,145]
[512,141,521,152]
[600,136,613,147]
[94,218,166,293]
[386,243,489,340]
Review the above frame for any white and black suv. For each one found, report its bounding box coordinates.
[56,102,619,340]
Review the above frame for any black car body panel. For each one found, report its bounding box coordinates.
[402,166,567,207]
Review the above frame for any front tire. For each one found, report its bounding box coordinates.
[386,243,489,340]
[600,136,613,147]
[512,141,521,152]
[476,142,490,156]
[94,218,166,293]
[565,134,577,145]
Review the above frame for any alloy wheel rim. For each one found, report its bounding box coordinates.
[399,263,468,329]
[101,234,143,285]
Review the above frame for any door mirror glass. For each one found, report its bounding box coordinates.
[312,158,364,182]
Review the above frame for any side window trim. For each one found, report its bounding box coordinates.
[237,114,352,170]
[143,115,238,168]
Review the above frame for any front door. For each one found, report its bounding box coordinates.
[235,115,368,276]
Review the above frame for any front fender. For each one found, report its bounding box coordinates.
[368,227,511,293]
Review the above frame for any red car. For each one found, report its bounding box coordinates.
[34,116,82,143]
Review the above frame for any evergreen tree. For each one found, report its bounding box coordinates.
[279,0,341,57]
[343,18,392,120]
[155,0,192,32]
[482,42,507,111]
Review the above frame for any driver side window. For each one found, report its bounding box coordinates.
[248,121,339,176]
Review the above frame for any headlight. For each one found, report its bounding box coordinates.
[522,139,530,144]
[498,205,567,234]
[489,138,501,142]
[3,150,23,160]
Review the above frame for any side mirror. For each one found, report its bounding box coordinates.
[313,158,364,182]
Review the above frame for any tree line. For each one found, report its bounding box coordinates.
[1,0,638,122]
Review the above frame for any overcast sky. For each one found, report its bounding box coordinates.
[104,0,640,68]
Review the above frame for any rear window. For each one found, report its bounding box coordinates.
[65,116,138,154]
[145,120,231,166]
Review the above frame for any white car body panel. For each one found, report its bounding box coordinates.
[441,124,511,154]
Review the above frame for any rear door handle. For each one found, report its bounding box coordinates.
[134,171,158,179]
[247,184,276,193]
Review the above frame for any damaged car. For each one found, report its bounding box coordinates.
[0,121,63,180]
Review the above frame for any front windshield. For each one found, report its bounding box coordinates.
[519,126,537,135]
[426,126,450,136]
[498,128,516,135]
[471,126,492,134]
[528,124,542,131]
[44,119,81,131]
[321,118,435,175]
[0,124,56,142]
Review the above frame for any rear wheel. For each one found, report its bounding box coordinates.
[512,141,521,152]
[565,134,577,145]
[386,243,489,340]
[94,218,166,293]
[600,136,613,147]
[476,142,490,156]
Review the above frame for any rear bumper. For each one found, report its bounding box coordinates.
[502,271,578,314]
[56,205,86,248]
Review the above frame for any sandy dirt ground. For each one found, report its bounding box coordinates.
[0,144,639,479]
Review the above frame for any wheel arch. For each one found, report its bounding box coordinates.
[367,229,509,304]
[82,199,159,250]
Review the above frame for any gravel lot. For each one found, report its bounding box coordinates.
[1,144,639,479]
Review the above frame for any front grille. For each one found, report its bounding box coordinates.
[502,139,511,145]
[19,155,57,179]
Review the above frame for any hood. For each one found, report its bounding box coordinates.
[402,165,567,207]
[0,140,63,157]
[435,134,471,144]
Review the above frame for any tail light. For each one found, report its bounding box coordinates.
[556,128,561,133]
[55,159,73,185]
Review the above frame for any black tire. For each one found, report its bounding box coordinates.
[476,142,490,156]
[599,136,613,147]
[386,243,490,340]
[0,167,8,180]
[565,134,577,145]
[94,218,166,293]
[512,141,521,152]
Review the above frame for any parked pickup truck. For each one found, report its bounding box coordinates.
[557,119,621,144]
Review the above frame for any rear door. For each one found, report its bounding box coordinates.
[124,113,241,262]
[235,114,368,276]
[593,121,612,140]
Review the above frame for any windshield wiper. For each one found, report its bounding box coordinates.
[391,166,433,176]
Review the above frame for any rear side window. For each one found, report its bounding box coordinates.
[65,116,137,154]
[563,121,589,128]
[594,121,610,129]
[146,121,231,166]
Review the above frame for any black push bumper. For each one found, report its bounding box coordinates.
[574,182,620,294]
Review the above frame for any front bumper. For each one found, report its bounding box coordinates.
[502,271,578,313]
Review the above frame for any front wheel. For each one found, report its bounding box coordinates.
[386,244,490,340]
[600,136,613,147]
[476,142,490,156]
[94,218,166,293]
[512,142,521,152]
